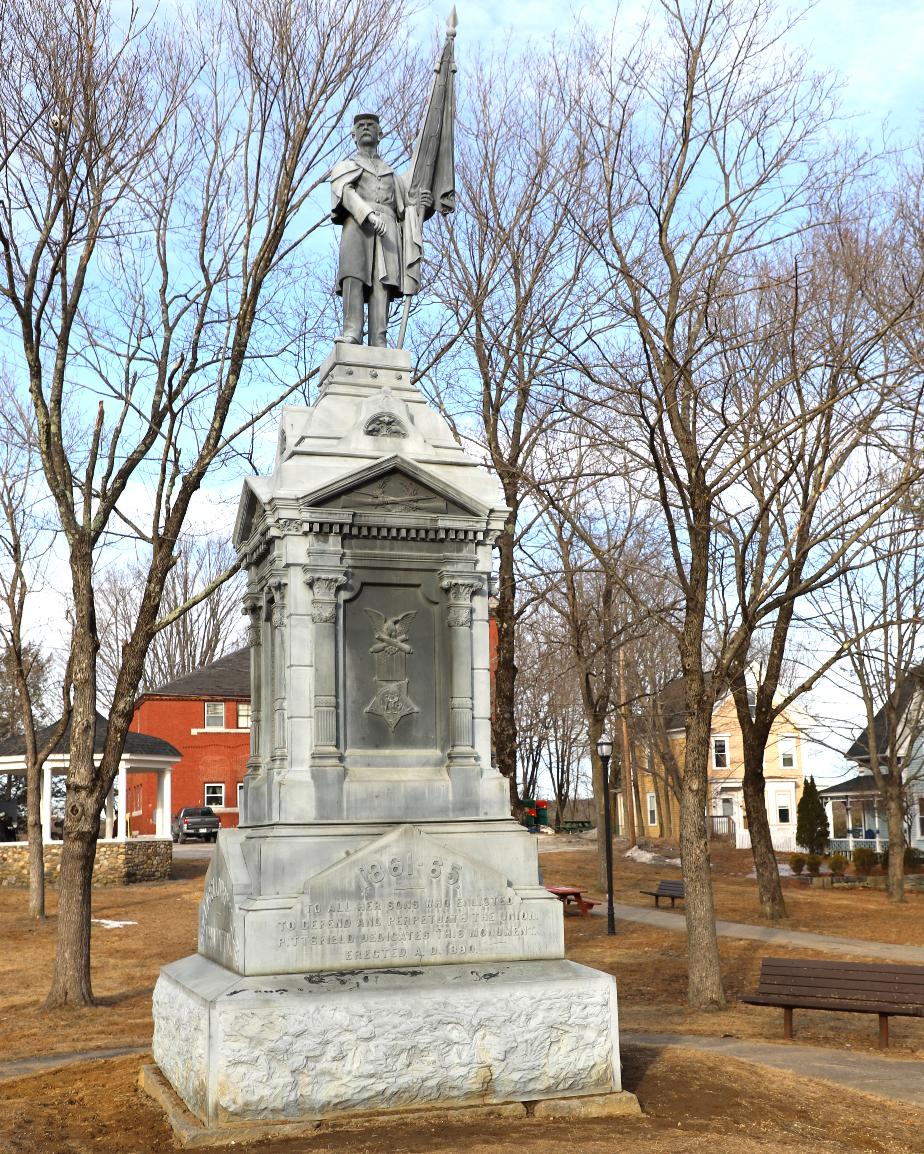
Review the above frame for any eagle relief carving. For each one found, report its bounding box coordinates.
[364,609,419,732]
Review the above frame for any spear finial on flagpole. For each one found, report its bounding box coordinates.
[447,6,458,38]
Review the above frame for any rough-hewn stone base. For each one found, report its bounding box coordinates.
[140,1063,640,1148]
[152,955,627,1130]
[0,839,172,886]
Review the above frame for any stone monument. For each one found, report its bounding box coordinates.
[149,15,634,1139]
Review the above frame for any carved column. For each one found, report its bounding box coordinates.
[305,569,348,762]
[440,574,483,767]
[268,576,288,768]
[242,593,263,773]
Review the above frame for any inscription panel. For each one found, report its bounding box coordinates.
[198,867,240,971]
[256,825,560,973]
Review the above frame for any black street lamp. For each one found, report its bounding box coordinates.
[597,736,616,935]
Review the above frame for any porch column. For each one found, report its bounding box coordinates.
[105,788,115,839]
[845,798,854,852]
[873,798,881,852]
[161,767,172,838]
[155,767,172,838]
[117,762,128,840]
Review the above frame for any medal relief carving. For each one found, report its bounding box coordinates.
[364,609,419,731]
[364,413,407,438]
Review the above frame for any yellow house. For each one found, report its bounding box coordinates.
[630,680,807,852]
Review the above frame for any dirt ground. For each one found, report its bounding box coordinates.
[2,844,923,1153]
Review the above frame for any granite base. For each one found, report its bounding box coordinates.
[152,955,624,1129]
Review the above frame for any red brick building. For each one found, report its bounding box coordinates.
[127,649,251,835]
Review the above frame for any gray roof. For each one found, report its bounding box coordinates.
[143,647,251,700]
[845,669,924,761]
[818,772,889,798]
[0,711,179,760]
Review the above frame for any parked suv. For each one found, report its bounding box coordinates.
[171,806,220,843]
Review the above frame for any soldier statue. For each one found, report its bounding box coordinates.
[329,12,457,347]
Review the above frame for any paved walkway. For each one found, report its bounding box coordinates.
[602,901,924,963]
[626,1031,924,1107]
[0,1045,150,1082]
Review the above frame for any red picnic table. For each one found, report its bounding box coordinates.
[546,885,599,917]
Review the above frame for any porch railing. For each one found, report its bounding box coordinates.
[828,837,888,859]
[707,815,735,841]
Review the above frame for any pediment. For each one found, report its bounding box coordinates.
[301,457,489,519]
[233,478,272,549]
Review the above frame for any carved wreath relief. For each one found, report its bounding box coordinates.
[364,413,407,438]
[364,609,420,732]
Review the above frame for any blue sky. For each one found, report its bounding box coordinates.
[411,0,924,142]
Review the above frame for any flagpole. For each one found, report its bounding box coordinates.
[396,7,457,350]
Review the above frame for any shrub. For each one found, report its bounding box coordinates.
[880,846,924,871]
[796,777,829,855]
[805,853,822,876]
[828,854,848,877]
[789,853,806,876]
[852,847,876,875]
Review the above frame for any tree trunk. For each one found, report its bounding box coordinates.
[680,701,726,1008]
[26,754,44,920]
[617,648,636,847]
[885,782,906,903]
[46,821,97,1006]
[493,522,520,813]
[47,556,101,1007]
[741,742,786,921]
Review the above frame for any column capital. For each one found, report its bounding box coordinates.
[439,573,484,604]
[303,568,349,623]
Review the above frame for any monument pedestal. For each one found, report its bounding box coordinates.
[153,955,627,1129]
[150,343,634,1136]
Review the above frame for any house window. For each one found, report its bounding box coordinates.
[204,702,225,729]
[237,781,245,809]
[918,797,924,839]
[776,791,791,824]
[647,793,657,827]
[237,702,251,729]
[779,735,796,770]
[204,782,225,808]
[712,736,729,769]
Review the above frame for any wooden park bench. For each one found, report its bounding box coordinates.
[546,885,599,917]
[742,957,924,1050]
[559,820,593,834]
[640,879,685,908]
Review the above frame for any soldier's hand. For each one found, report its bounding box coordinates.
[368,212,387,236]
[419,189,434,208]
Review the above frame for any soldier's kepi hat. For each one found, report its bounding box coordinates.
[353,112,381,125]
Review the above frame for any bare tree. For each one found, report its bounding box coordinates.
[0,379,67,919]
[414,42,593,810]
[0,0,410,1006]
[514,606,588,816]
[811,489,924,902]
[569,0,842,1006]
[96,536,245,704]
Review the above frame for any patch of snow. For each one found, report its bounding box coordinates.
[748,864,795,878]
[625,846,681,866]
[91,918,138,929]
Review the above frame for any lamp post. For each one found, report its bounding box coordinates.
[597,736,616,935]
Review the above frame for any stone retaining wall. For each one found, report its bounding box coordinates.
[0,839,172,886]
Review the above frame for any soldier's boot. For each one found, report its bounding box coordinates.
[337,278,364,344]
[368,280,389,348]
